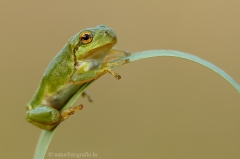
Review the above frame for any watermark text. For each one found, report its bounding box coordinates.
[48,152,97,158]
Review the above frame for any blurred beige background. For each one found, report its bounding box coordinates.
[1,0,240,159]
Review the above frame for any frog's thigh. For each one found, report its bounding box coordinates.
[26,106,61,124]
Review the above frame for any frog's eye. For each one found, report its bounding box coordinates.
[80,31,93,44]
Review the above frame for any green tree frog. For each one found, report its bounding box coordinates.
[26,25,130,130]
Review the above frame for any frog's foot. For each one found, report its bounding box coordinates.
[100,66,122,79]
[81,91,93,102]
[60,104,83,121]
[102,59,130,79]
[107,59,130,68]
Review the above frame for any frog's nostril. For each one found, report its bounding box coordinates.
[104,31,108,34]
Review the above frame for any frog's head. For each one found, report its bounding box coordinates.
[69,25,117,61]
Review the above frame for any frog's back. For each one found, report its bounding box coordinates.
[28,44,78,110]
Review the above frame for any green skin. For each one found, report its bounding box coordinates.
[26,25,130,130]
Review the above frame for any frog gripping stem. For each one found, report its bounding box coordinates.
[107,59,130,68]
[106,59,130,80]
[26,26,131,130]
[60,105,83,121]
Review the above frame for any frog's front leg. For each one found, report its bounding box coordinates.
[72,59,130,84]
[101,48,131,66]
[26,105,83,130]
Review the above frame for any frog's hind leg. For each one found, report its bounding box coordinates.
[81,91,93,102]
[26,105,62,130]
[60,104,83,121]
[26,105,83,130]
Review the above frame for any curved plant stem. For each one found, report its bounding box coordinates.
[34,50,240,159]
[122,50,240,92]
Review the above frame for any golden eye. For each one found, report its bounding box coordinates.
[79,31,93,44]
